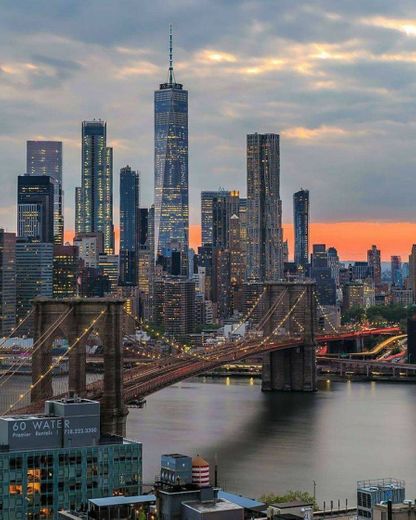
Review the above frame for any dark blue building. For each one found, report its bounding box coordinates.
[154,28,188,270]
[119,166,140,286]
[293,189,309,270]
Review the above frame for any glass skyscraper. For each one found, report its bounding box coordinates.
[293,189,309,269]
[246,133,283,282]
[80,120,114,254]
[17,175,56,243]
[26,141,64,245]
[119,166,140,286]
[154,29,188,265]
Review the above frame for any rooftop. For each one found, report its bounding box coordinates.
[218,491,265,510]
[89,495,156,507]
[183,498,243,514]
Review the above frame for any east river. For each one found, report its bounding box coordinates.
[126,378,416,505]
[3,376,416,506]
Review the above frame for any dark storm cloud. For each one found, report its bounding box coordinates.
[0,0,416,232]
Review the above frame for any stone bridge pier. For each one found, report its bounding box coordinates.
[31,297,128,436]
[259,281,317,392]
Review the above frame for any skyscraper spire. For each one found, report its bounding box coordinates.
[169,24,175,85]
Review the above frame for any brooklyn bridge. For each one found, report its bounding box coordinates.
[0,281,401,436]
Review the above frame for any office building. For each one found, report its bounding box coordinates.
[357,479,405,520]
[18,175,55,243]
[327,247,340,286]
[26,140,64,244]
[0,397,141,519]
[80,120,114,254]
[16,239,53,324]
[407,314,416,363]
[246,133,283,282]
[391,256,403,288]
[154,28,188,266]
[342,282,375,311]
[293,189,309,270]
[201,190,233,246]
[74,232,104,269]
[0,230,16,336]
[311,244,336,305]
[392,288,413,306]
[409,245,416,302]
[75,186,83,237]
[367,245,381,287]
[120,166,140,286]
[163,278,195,337]
[53,245,79,298]
[98,254,119,293]
[350,262,374,283]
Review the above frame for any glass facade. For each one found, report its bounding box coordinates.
[0,231,16,336]
[18,175,55,244]
[120,166,140,286]
[154,76,188,263]
[80,121,114,255]
[247,133,283,282]
[52,245,79,298]
[15,239,53,326]
[293,189,309,269]
[0,440,141,519]
[26,141,63,245]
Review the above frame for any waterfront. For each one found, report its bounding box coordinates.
[127,378,416,505]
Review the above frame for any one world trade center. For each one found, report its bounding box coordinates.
[154,27,189,272]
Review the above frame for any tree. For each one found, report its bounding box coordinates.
[259,490,317,510]
[341,306,366,325]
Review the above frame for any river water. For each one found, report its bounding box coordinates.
[126,378,416,505]
[3,376,416,506]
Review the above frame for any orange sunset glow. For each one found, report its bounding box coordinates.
[66,221,416,261]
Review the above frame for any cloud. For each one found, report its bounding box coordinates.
[0,0,416,251]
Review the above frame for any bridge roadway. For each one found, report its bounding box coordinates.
[19,336,304,413]
[16,325,402,414]
[318,356,416,377]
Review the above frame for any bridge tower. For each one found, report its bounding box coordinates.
[31,297,128,436]
[261,281,317,392]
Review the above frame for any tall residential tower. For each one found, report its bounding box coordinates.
[80,120,114,254]
[119,166,140,286]
[154,27,188,267]
[293,189,309,270]
[246,133,283,281]
[26,140,64,244]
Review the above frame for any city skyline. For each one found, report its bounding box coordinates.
[1,2,416,260]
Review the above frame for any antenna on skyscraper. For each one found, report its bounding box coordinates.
[169,24,175,84]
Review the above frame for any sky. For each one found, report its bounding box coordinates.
[2,0,416,260]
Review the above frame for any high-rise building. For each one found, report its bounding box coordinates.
[391,255,403,288]
[98,254,119,293]
[120,166,140,286]
[154,28,188,265]
[367,245,381,286]
[327,247,340,286]
[293,189,309,269]
[409,245,416,302]
[18,175,55,243]
[53,245,79,298]
[80,120,114,254]
[16,239,53,325]
[246,133,283,282]
[162,277,195,337]
[75,186,83,237]
[26,140,64,244]
[0,398,141,519]
[201,190,228,245]
[311,244,336,305]
[73,232,104,269]
[0,230,16,336]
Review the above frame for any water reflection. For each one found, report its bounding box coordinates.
[127,378,416,504]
